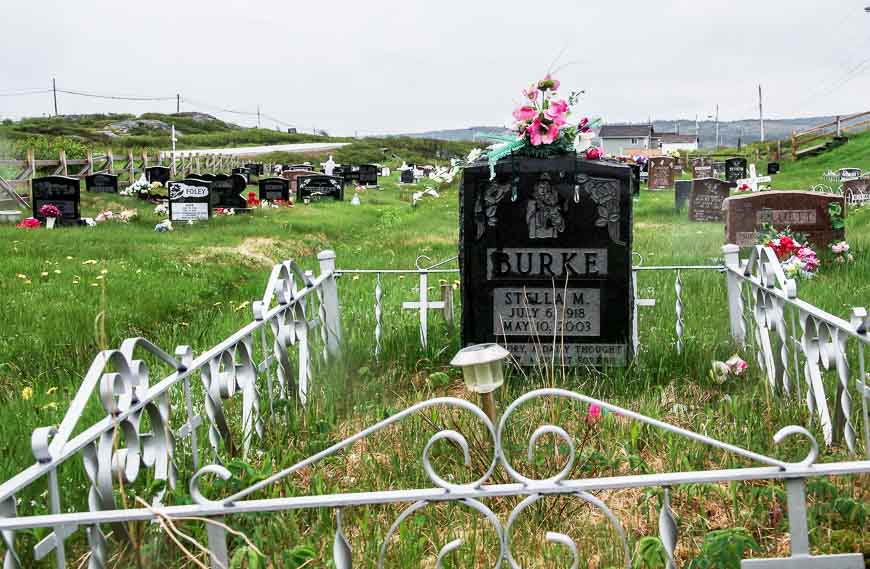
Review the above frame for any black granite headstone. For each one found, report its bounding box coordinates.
[297,175,344,201]
[688,178,730,222]
[725,158,748,186]
[342,166,360,184]
[629,163,641,196]
[259,177,290,202]
[460,155,633,367]
[289,164,313,172]
[245,163,263,177]
[400,169,415,184]
[211,174,248,209]
[85,173,118,193]
[32,176,81,224]
[358,164,378,186]
[767,162,780,175]
[168,179,211,221]
[231,167,250,183]
[675,180,692,211]
[145,166,171,186]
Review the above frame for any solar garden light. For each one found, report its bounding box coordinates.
[450,343,510,423]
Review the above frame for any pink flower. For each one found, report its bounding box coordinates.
[512,105,537,122]
[17,217,41,229]
[545,99,569,126]
[831,241,849,254]
[528,118,559,146]
[538,74,560,92]
[578,117,591,132]
[522,84,539,101]
[725,355,748,376]
[585,147,603,160]
[587,403,602,423]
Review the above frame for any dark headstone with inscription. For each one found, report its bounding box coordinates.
[199,173,217,182]
[692,156,713,179]
[289,164,314,172]
[843,177,870,207]
[712,162,726,180]
[725,157,748,186]
[245,163,263,178]
[358,164,379,186]
[647,156,675,190]
[767,162,780,175]
[145,166,171,186]
[297,175,344,202]
[724,191,846,248]
[687,178,730,222]
[259,177,290,202]
[460,154,633,367]
[211,174,248,209]
[342,166,360,184]
[85,173,118,193]
[282,169,315,194]
[168,179,211,221]
[400,169,415,184]
[675,180,692,212]
[32,176,81,224]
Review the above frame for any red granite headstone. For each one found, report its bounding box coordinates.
[647,156,675,190]
[724,191,846,248]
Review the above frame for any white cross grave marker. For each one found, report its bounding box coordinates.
[402,272,454,349]
[736,164,772,192]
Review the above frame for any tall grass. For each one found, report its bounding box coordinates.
[0,167,867,566]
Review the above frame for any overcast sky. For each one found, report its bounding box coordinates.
[2,0,870,136]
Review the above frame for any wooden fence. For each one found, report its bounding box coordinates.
[0,149,250,206]
[790,110,870,160]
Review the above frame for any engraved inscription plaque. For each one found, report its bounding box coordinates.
[493,288,600,337]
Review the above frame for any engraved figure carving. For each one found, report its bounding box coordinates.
[474,179,512,239]
[579,175,624,245]
[525,173,566,239]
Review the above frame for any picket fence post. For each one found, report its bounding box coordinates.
[722,244,746,346]
[318,250,342,358]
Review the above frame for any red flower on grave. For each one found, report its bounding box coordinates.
[17,217,41,229]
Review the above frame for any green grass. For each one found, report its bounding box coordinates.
[0,157,868,567]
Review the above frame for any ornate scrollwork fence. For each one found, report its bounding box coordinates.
[1,388,867,568]
[0,251,340,568]
[723,244,870,457]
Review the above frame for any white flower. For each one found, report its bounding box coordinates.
[465,148,484,163]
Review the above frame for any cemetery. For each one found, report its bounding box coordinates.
[2,24,870,569]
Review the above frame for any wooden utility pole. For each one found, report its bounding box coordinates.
[52,78,58,116]
[257,105,261,128]
[177,93,181,113]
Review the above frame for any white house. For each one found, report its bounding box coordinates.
[659,133,699,155]
[598,124,654,156]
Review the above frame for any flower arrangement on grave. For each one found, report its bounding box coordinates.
[470,75,602,178]
[214,208,236,216]
[153,202,169,217]
[38,204,61,218]
[16,217,41,229]
[831,241,855,264]
[154,220,173,233]
[736,182,751,192]
[710,355,748,384]
[758,226,820,280]
[246,192,260,207]
[273,199,293,208]
[121,175,150,197]
[95,209,138,223]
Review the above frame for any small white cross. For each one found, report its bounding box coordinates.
[736,164,772,192]
[402,272,453,349]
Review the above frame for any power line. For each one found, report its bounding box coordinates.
[55,87,175,101]
[0,88,52,97]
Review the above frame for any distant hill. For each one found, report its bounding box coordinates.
[403,117,838,149]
